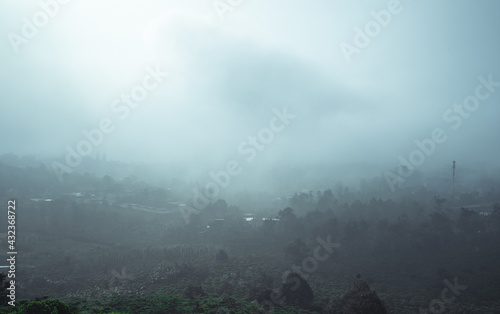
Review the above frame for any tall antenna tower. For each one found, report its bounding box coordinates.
[452,160,456,201]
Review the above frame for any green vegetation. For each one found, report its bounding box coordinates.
[1,294,325,314]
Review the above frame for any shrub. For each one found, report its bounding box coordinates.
[279,272,314,309]
[184,285,206,299]
[18,298,73,314]
[338,274,387,314]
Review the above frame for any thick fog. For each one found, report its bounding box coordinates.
[3,2,500,312]
[1,0,500,191]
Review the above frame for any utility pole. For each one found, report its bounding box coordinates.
[452,160,456,201]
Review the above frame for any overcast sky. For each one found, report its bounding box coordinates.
[1,0,499,184]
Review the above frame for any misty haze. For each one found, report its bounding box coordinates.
[1,1,500,313]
